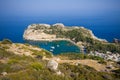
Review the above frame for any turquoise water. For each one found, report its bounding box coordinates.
[25,40,80,54]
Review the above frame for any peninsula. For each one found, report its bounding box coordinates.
[23,23,120,61]
[23,23,107,42]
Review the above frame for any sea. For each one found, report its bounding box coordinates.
[0,17,120,54]
[26,40,80,54]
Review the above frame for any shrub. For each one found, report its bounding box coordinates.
[8,59,19,64]
[0,77,11,80]
[30,62,43,71]
[2,46,10,49]
[88,55,104,61]
[98,60,107,65]
[0,48,13,58]
[1,39,12,44]
[24,43,30,46]
[41,49,53,58]
[86,42,120,53]
[58,53,100,60]
[59,63,107,80]
[31,48,52,58]
[112,69,120,74]
[10,64,24,72]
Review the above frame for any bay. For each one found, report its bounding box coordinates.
[25,40,80,54]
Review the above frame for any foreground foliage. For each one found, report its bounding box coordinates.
[0,48,120,80]
[58,53,106,64]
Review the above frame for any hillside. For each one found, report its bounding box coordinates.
[0,39,120,80]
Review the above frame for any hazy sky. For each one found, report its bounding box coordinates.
[0,0,120,18]
[0,0,120,42]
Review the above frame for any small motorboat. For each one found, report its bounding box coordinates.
[57,45,60,47]
[51,46,55,49]
[50,49,53,52]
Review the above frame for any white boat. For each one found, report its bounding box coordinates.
[57,45,60,47]
[50,49,53,51]
[51,46,55,49]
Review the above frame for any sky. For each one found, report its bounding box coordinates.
[0,0,120,18]
[0,0,120,42]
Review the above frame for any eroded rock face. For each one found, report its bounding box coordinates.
[47,60,58,71]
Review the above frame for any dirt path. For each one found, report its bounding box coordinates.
[43,57,106,71]
[58,59,106,71]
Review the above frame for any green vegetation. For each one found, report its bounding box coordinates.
[0,48,35,73]
[58,53,103,60]
[112,69,120,75]
[0,38,119,80]
[30,62,43,71]
[58,53,107,65]
[63,29,120,53]
[0,48,13,58]
[0,44,120,80]
[59,63,119,80]
[27,24,120,53]
[86,42,120,53]
[43,27,120,53]
[0,48,70,80]
[25,24,120,56]
[64,29,86,42]
[1,39,12,44]
[24,43,30,46]
[8,59,19,64]
[30,48,52,58]
[1,46,10,49]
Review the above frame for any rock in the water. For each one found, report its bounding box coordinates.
[47,60,58,71]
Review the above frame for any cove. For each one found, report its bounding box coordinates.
[25,40,80,54]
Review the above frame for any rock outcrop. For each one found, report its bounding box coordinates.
[47,59,63,75]
[47,60,58,71]
[1,72,7,76]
